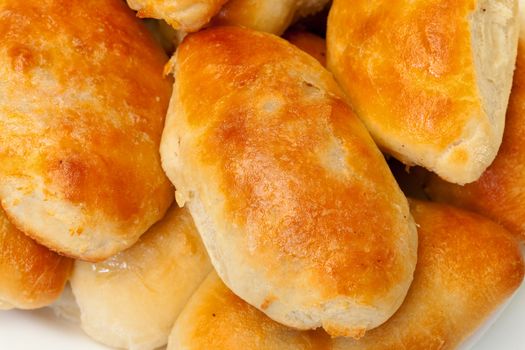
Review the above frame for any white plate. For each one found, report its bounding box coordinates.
[0,280,524,350]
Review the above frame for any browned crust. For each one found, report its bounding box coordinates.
[0,208,72,309]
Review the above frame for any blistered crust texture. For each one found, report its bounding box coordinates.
[327,0,519,184]
[167,201,524,350]
[161,26,417,337]
[0,0,174,261]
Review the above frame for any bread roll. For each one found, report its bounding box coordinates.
[161,26,417,337]
[335,200,524,349]
[0,0,174,261]
[0,207,72,310]
[284,30,326,66]
[212,0,330,35]
[327,0,520,185]
[70,206,212,350]
[168,272,332,350]
[426,2,525,240]
[127,0,228,32]
[168,200,524,350]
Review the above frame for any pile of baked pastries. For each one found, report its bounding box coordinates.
[1,0,525,349]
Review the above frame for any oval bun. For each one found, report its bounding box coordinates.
[0,0,174,261]
[327,0,519,184]
[168,200,524,350]
[70,206,212,350]
[161,26,417,337]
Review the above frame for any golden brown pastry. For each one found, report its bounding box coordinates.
[425,5,525,240]
[0,207,72,310]
[127,0,228,32]
[327,0,520,185]
[284,30,326,66]
[0,0,174,261]
[335,200,524,349]
[168,200,524,350]
[161,26,417,338]
[70,206,212,350]
[168,272,333,350]
[212,0,330,35]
